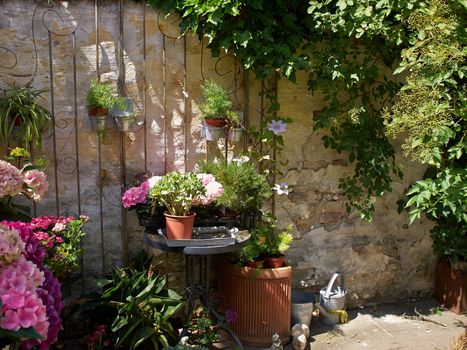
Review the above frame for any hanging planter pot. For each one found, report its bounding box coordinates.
[110,97,133,117]
[88,115,107,132]
[204,124,225,141]
[114,115,136,132]
[228,127,244,143]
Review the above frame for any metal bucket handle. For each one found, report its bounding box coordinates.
[324,272,345,298]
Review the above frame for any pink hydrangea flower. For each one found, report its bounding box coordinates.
[52,222,66,232]
[0,160,23,197]
[122,181,150,208]
[0,224,25,265]
[23,169,49,202]
[193,174,224,205]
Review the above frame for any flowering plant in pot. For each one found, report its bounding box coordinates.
[0,221,63,349]
[148,171,224,239]
[0,148,49,221]
[30,215,88,282]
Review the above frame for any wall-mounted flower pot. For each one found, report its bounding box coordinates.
[88,115,107,131]
[114,115,136,132]
[110,97,133,117]
[204,124,225,141]
[218,262,292,347]
[204,118,226,127]
[227,127,244,143]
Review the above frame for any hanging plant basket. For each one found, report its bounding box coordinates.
[114,115,136,132]
[88,115,107,132]
[228,127,244,143]
[204,124,226,141]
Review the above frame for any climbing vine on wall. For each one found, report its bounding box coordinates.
[144,0,465,226]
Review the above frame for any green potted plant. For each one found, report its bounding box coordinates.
[262,215,293,268]
[149,171,206,239]
[86,80,116,133]
[0,84,51,149]
[197,160,272,228]
[226,110,245,144]
[199,80,234,141]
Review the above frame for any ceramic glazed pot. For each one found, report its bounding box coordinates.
[164,213,195,240]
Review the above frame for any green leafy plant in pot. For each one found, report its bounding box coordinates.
[199,80,233,127]
[0,84,51,149]
[149,171,206,239]
[197,160,272,229]
[86,80,117,134]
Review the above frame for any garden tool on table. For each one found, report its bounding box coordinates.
[317,272,348,325]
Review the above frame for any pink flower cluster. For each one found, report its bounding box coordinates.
[1,221,64,348]
[122,176,162,209]
[0,159,23,197]
[0,226,49,338]
[0,224,25,265]
[193,173,224,205]
[31,216,75,249]
[23,169,49,202]
[0,160,49,202]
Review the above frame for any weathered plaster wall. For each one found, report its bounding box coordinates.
[0,0,436,304]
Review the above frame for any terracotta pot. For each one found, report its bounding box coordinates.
[218,262,292,347]
[265,255,285,268]
[246,259,265,268]
[164,213,195,240]
[434,260,467,314]
[88,107,108,116]
[204,118,226,127]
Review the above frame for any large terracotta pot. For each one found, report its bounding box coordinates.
[218,262,292,347]
[164,213,195,240]
[434,260,467,314]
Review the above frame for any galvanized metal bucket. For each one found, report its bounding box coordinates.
[291,290,315,327]
[319,272,346,311]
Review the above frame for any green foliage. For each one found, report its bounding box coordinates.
[199,80,233,121]
[186,307,219,347]
[86,80,121,111]
[149,172,205,216]
[197,160,271,213]
[385,0,466,263]
[93,254,185,350]
[0,84,51,149]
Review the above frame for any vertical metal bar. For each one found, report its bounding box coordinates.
[72,31,84,290]
[271,75,278,216]
[98,139,105,272]
[117,0,125,95]
[95,0,105,273]
[243,70,249,153]
[163,34,167,173]
[142,0,148,171]
[95,0,100,81]
[72,32,81,216]
[260,80,264,156]
[47,31,60,217]
[118,0,128,265]
[183,36,187,171]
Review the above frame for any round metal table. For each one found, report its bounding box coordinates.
[144,229,250,349]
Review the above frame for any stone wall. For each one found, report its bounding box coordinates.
[0,0,436,304]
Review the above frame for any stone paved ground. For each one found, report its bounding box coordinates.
[216,299,466,350]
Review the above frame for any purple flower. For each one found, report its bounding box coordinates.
[267,120,287,135]
[273,182,289,195]
[225,308,237,323]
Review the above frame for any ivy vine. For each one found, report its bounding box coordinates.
[143,0,466,240]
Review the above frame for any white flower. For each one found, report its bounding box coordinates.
[232,155,250,165]
[147,176,162,189]
[273,182,289,195]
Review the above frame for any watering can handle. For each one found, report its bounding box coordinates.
[324,272,344,298]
